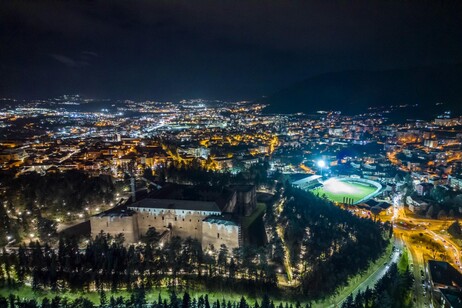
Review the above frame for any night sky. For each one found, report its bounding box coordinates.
[1,0,462,100]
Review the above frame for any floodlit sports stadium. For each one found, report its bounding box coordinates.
[310,177,382,205]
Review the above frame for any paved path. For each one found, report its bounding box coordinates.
[335,237,403,307]
[354,241,401,294]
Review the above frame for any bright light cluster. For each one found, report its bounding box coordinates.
[323,178,358,194]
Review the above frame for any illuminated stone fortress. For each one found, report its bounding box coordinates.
[90,184,257,250]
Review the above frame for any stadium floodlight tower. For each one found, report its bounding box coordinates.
[317,160,326,177]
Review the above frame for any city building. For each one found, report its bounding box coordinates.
[427,260,462,307]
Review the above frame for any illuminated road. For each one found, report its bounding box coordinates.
[274,196,294,285]
[395,231,430,307]
[388,196,461,307]
[390,193,460,269]
[335,191,461,307]
[426,228,461,268]
[391,194,427,306]
[335,237,402,307]
[351,239,402,295]
[276,225,293,284]
[394,216,461,271]
[59,149,80,163]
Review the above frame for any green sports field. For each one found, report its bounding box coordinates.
[311,178,378,204]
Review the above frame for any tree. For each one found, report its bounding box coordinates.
[341,295,353,308]
[261,295,270,308]
[37,217,57,242]
[71,297,95,308]
[426,206,434,218]
[403,174,414,195]
[370,206,382,222]
[169,291,179,308]
[114,233,125,246]
[0,202,12,246]
[143,227,160,244]
[272,237,285,265]
[448,221,462,239]
[133,285,146,307]
[281,187,387,298]
[100,290,107,307]
[218,244,228,273]
[437,209,447,220]
[182,292,191,308]
[143,168,155,181]
[9,294,17,308]
[0,296,7,308]
[376,293,392,307]
[431,186,450,203]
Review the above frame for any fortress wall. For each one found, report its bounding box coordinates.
[133,209,220,241]
[201,221,239,250]
[91,206,240,248]
[222,192,237,213]
[136,212,168,236]
[90,215,139,243]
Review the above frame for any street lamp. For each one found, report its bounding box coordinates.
[317,160,326,177]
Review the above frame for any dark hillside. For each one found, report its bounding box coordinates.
[262,64,462,117]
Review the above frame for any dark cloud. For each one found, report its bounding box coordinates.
[50,54,89,68]
[82,51,98,57]
[1,0,461,100]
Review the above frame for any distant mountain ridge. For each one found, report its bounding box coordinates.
[262,64,462,118]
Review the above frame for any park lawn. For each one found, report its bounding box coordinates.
[0,286,101,303]
[0,286,253,305]
[312,182,377,203]
[396,249,414,307]
[397,249,410,273]
[0,285,312,306]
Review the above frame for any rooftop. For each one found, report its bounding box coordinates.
[204,216,238,226]
[292,175,322,186]
[428,260,462,289]
[95,208,136,218]
[129,198,221,212]
[440,288,462,308]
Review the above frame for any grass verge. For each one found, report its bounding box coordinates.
[314,240,393,307]
[0,286,259,305]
